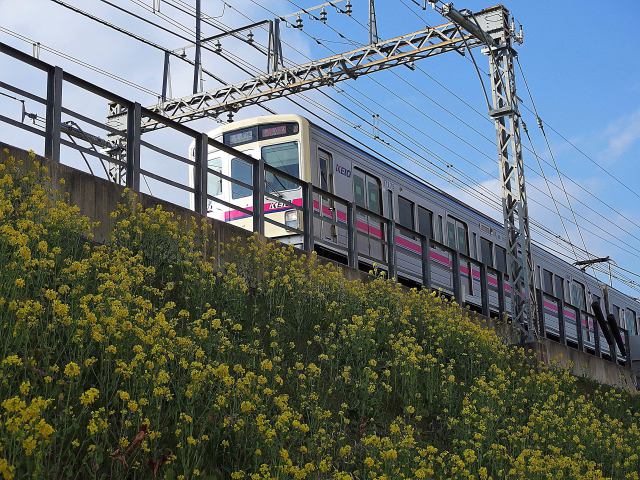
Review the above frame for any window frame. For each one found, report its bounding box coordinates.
[480,237,493,268]
[542,269,554,296]
[495,245,507,275]
[417,206,433,239]
[446,216,469,256]
[397,195,415,236]
[367,177,382,215]
[317,148,333,193]
[353,170,366,208]
[207,156,223,197]
[624,308,636,334]
[570,280,586,310]
[261,141,300,193]
[554,275,566,303]
[230,157,253,200]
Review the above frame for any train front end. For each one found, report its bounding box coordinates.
[191,115,310,245]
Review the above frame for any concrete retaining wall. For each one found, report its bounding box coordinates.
[1,142,636,393]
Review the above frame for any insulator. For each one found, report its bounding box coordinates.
[345,0,352,16]
[215,40,222,52]
[227,111,234,123]
[295,14,303,29]
[247,30,254,44]
[320,7,327,23]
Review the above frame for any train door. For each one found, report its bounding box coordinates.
[316,148,337,243]
[353,169,383,261]
[586,293,601,351]
[206,155,225,221]
[446,216,471,298]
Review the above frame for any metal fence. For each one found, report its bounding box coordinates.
[0,40,628,366]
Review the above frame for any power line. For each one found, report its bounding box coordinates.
[215,1,640,288]
[0,25,159,97]
[49,0,640,293]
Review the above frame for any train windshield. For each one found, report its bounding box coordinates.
[262,142,299,192]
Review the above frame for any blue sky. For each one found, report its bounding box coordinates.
[1,0,639,296]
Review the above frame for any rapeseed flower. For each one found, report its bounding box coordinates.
[1,153,639,479]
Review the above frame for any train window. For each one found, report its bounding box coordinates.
[262,142,299,192]
[446,217,469,255]
[591,294,601,313]
[571,281,586,310]
[472,233,478,261]
[495,245,507,274]
[318,149,333,192]
[368,179,382,215]
[543,269,554,296]
[436,215,443,243]
[418,206,433,239]
[353,174,366,208]
[398,196,415,236]
[554,275,566,302]
[207,157,222,196]
[480,238,493,267]
[231,157,253,199]
[457,224,469,256]
[626,309,637,335]
[446,220,456,249]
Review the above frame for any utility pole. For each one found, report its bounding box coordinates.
[368,0,378,44]
[440,5,536,341]
[193,0,202,94]
[268,19,283,73]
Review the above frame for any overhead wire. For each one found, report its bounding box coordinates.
[0,25,159,97]
[391,1,640,233]
[46,0,640,292]
[225,2,640,260]
[245,0,640,290]
[209,2,640,274]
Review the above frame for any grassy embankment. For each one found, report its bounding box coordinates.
[1,150,640,479]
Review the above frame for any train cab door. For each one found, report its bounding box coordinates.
[354,169,383,261]
[317,149,337,243]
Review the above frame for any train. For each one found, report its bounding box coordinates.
[189,113,640,363]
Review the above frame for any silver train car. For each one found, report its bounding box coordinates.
[191,114,640,363]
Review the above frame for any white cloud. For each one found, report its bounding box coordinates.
[601,108,640,160]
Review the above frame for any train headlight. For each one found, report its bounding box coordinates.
[285,209,299,229]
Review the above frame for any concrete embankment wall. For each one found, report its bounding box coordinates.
[1,142,636,393]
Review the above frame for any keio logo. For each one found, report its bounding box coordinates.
[335,164,351,177]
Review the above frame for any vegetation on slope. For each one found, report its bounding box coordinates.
[1,151,639,479]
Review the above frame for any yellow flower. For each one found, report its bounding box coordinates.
[0,458,15,480]
[64,362,80,378]
[79,388,100,406]
[19,381,30,396]
[22,435,37,456]
[240,401,254,413]
[339,445,352,457]
[36,419,54,439]
[2,355,22,367]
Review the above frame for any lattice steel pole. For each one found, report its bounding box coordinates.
[485,7,538,341]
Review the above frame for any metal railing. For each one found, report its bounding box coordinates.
[0,41,628,366]
[536,288,629,364]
